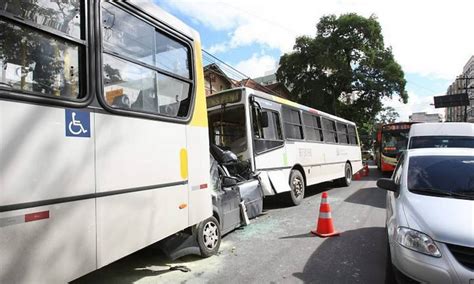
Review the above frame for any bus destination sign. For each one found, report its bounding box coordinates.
[382,124,411,131]
[207,90,242,108]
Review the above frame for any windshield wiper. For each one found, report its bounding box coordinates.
[452,190,474,198]
[0,82,13,88]
[409,188,474,199]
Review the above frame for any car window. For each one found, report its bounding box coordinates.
[393,153,405,185]
[410,136,474,149]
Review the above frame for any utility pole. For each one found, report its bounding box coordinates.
[464,76,468,122]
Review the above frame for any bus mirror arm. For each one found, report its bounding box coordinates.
[260,112,269,128]
[250,100,268,128]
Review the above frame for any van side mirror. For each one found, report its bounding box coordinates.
[376,178,398,192]
[260,111,269,128]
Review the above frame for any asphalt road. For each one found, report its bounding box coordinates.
[74,164,393,284]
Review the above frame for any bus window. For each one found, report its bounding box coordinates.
[0,20,81,99]
[254,110,284,153]
[1,0,82,39]
[282,107,303,140]
[303,113,323,142]
[262,111,282,141]
[348,125,358,145]
[101,3,192,118]
[336,123,349,144]
[322,118,337,143]
[155,32,190,79]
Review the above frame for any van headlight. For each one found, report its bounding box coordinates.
[396,227,441,257]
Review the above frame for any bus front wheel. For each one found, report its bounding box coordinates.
[287,169,305,206]
[197,216,221,257]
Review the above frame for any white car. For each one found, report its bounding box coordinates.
[377,148,474,283]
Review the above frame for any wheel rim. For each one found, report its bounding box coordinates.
[292,176,304,199]
[202,221,219,250]
[345,165,352,183]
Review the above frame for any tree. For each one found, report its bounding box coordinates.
[356,106,399,150]
[377,106,399,124]
[277,13,408,126]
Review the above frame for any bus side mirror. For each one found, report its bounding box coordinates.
[222,176,237,187]
[260,112,269,128]
[376,178,398,192]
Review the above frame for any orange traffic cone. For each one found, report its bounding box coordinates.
[311,192,340,237]
[354,171,361,180]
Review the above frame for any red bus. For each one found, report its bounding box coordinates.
[375,122,418,172]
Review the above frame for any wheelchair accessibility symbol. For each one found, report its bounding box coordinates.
[65,109,90,138]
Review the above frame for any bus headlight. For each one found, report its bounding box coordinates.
[396,227,441,257]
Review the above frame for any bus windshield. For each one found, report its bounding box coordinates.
[381,130,409,157]
[208,105,247,157]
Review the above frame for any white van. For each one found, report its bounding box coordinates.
[407,122,474,149]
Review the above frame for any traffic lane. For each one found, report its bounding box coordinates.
[73,164,391,283]
[214,167,389,284]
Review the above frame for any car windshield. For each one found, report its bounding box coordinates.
[408,155,474,198]
[410,136,474,149]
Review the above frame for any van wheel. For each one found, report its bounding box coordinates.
[197,217,221,257]
[337,163,352,187]
[287,170,305,206]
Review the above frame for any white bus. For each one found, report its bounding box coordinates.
[207,87,363,205]
[0,1,216,283]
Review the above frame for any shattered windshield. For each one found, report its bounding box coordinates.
[208,105,247,157]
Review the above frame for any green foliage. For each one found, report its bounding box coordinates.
[277,13,408,127]
[357,106,399,150]
[377,106,399,124]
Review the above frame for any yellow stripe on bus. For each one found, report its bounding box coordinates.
[190,41,208,128]
[180,148,188,180]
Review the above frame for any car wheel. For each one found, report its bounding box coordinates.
[197,216,221,257]
[337,163,352,187]
[287,169,305,206]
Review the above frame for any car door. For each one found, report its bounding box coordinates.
[386,153,405,242]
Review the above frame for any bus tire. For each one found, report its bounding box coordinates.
[287,169,305,206]
[197,216,221,257]
[337,162,352,187]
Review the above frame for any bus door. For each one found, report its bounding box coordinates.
[250,97,290,195]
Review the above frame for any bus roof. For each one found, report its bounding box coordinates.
[128,0,199,40]
[239,87,357,126]
[409,122,474,137]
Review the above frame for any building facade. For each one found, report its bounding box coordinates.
[409,112,442,123]
[445,56,474,122]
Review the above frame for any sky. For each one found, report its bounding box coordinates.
[153,0,474,121]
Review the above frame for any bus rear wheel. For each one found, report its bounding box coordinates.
[197,217,221,257]
[287,169,305,206]
[337,162,352,187]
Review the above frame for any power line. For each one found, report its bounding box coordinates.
[202,49,249,80]
[202,49,282,96]
[406,79,443,95]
